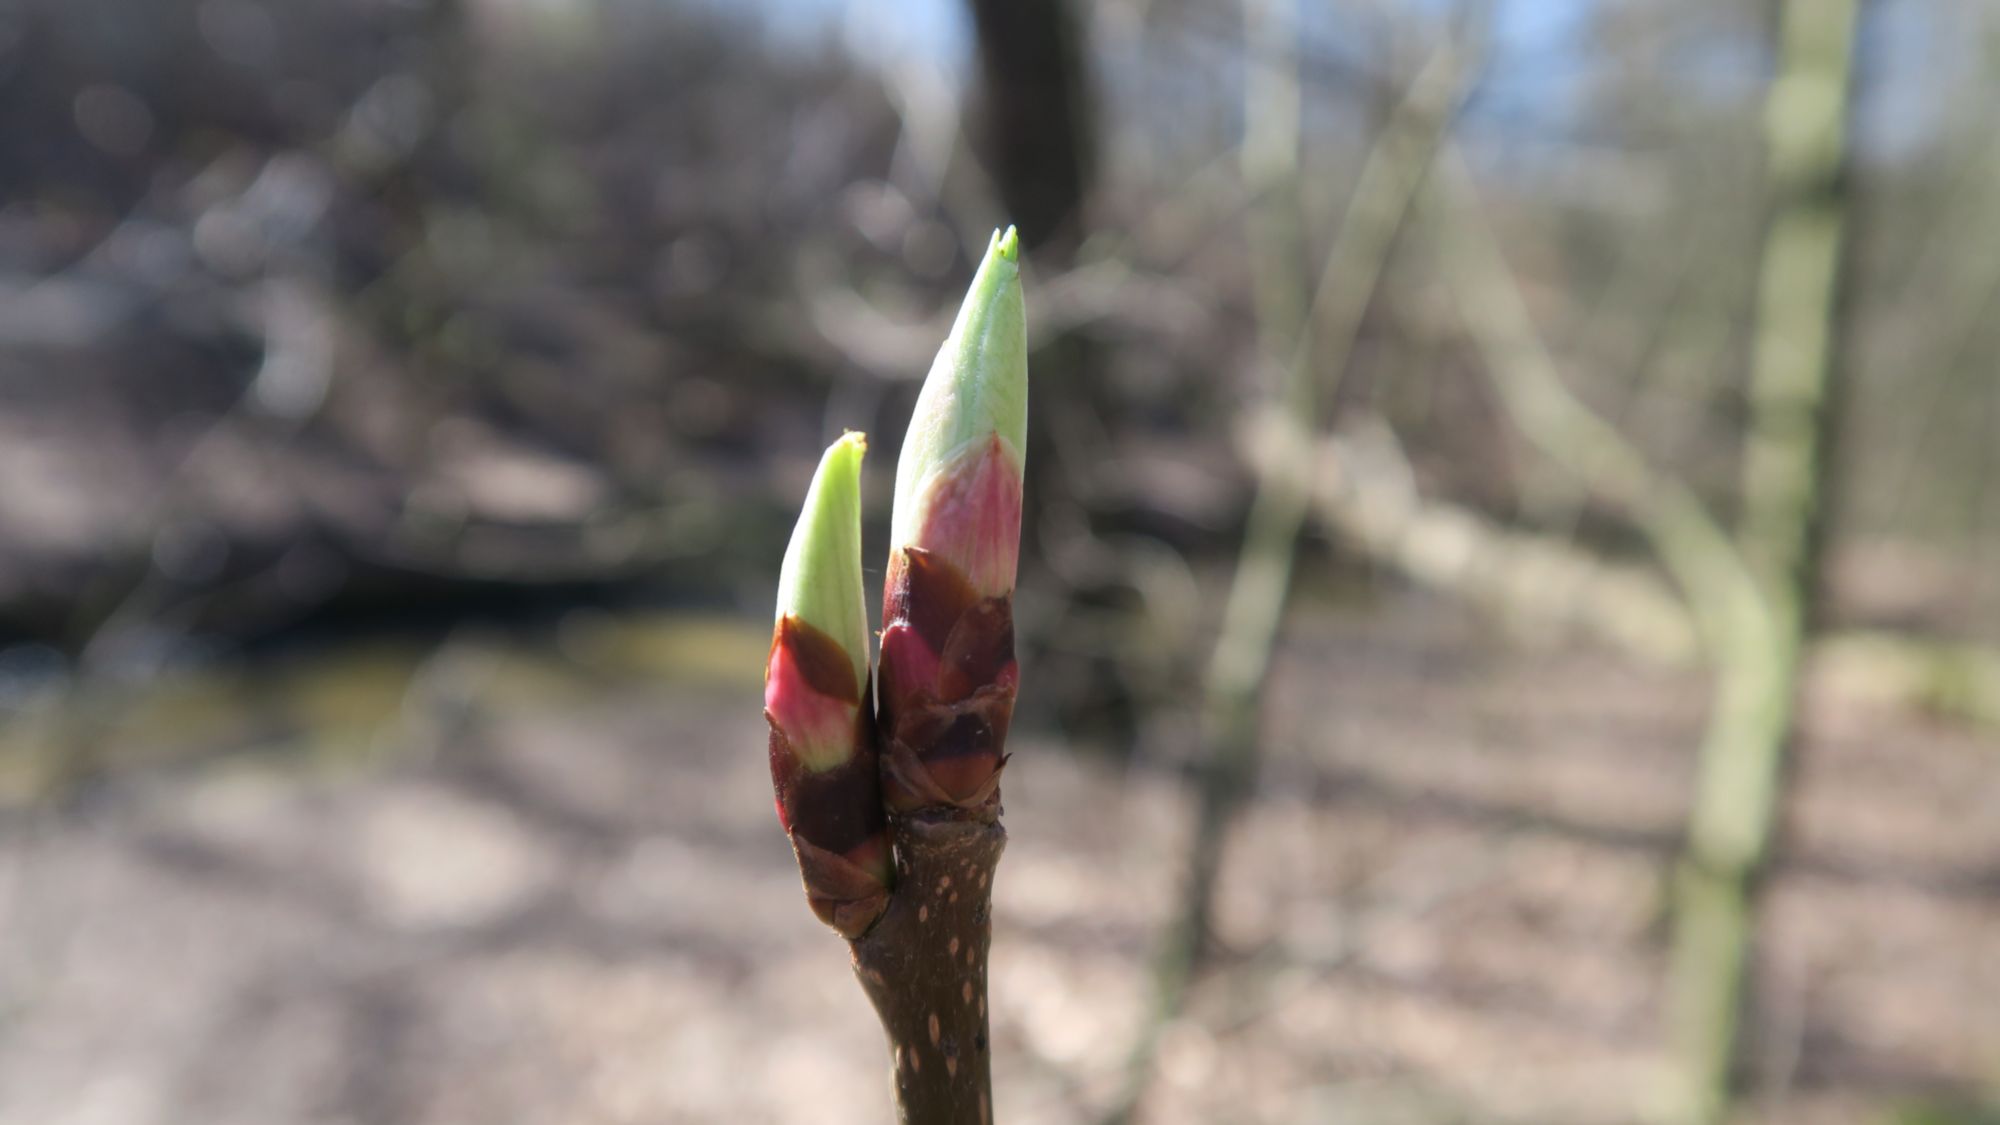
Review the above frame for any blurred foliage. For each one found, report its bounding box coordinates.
[4,0,1997,711]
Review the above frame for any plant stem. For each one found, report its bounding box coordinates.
[1668,0,1863,1118]
[852,808,1006,1125]
[1105,37,1464,1125]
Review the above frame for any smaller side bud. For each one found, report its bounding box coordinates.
[767,432,890,937]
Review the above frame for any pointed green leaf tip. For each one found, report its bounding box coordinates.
[891,226,1028,549]
[775,432,871,689]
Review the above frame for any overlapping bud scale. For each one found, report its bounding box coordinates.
[765,228,1028,937]
[878,228,1027,814]
[765,433,891,938]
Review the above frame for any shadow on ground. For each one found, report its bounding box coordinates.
[1,593,1995,1124]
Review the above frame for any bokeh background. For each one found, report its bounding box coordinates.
[1,0,1996,1122]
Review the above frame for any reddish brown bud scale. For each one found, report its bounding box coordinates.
[877,547,1018,814]
[764,231,1023,1123]
[766,614,892,937]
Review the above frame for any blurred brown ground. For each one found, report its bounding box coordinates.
[3,594,1992,1125]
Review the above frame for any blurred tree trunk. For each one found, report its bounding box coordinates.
[962,0,1094,257]
[963,0,1121,751]
[1667,0,1864,1121]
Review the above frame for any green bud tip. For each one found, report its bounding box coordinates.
[891,226,1028,550]
[775,431,871,689]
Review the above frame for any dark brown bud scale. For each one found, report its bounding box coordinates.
[766,614,892,938]
[878,547,1018,815]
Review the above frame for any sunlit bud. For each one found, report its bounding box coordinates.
[889,226,1027,599]
[878,229,1027,814]
[766,432,890,936]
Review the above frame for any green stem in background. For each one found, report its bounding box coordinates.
[1669,0,1863,1120]
[1105,28,1465,1120]
[1425,144,1767,675]
[1419,0,1863,1113]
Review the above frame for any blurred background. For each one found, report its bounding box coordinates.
[0,0,1996,1122]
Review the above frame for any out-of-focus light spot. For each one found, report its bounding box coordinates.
[73,84,154,159]
[252,281,333,420]
[435,434,609,524]
[340,73,434,171]
[842,180,914,253]
[245,154,334,244]
[192,206,262,276]
[831,0,971,76]
[1158,1020,1220,1089]
[190,154,333,277]
[354,786,557,930]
